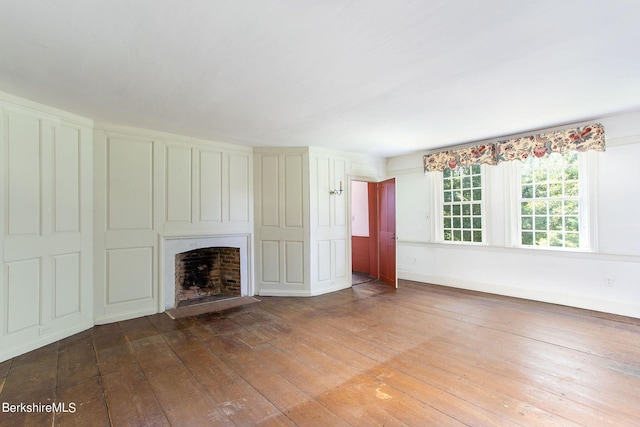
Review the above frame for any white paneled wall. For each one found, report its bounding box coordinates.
[254,149,310,296]
[0,96,93,362]
[93,124,253,324]
[254,147,384,297]
[309,152,349,294]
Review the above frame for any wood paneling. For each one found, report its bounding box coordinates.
[106,247,153,304]
[6,112,40,236]
[107,137,153,230]
[260,155,279,227]
[285,154,304,228]
[1,100,92,362]
[199,150,223,222]
[285,241,304,284]
[6,259,40,333]
[228,153,250,222]
[53,124,80,233]
[53,252,80,318]
[165,145,192,223]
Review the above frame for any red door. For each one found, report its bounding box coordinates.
[378,178,396,288]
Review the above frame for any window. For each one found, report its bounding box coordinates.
[518,151,586,249]
[442,164,483,243]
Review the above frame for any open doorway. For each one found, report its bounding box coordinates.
[351,181,378,285]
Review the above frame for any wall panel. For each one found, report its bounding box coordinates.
[285,155,304,228]
[285,241,304,284]
[229,153,250,222]
[316,157,331,227]
[199,150,222,222]
[317,241,331,282]
[7,112,40,236]
[6,258,40,334]
[261,241,280,283]
[166,145,192,223]
[53,252,80,318]
[107,137,153,230]
[53,125,80,233]
[106,247,153,304]
[260,155,279,227]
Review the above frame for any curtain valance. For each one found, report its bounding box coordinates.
[423,123,605,174]
[495,123,605,162]
[423,144,496,172]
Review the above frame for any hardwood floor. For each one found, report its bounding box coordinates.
[1,280,639,426]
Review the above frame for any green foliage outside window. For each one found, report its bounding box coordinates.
[443,164,482,243]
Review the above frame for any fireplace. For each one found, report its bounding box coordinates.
[163,235,250,310]
[175,247,241,306]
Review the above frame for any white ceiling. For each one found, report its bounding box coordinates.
[1,1,640,157]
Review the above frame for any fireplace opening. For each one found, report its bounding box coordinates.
[175,247,241,308]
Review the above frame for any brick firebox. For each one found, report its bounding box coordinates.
[175,247,241,304]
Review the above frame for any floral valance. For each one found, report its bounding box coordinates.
[423,144,496,172]
[496,123,605,162]
[423,123,605,173]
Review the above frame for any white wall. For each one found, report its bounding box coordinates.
[93,123,253,324]
[351,181,369,237]
[388,112,640,318]
[0,92,94,362]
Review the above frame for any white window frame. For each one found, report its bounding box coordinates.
[432,164,488,245]
[507,151,597,251]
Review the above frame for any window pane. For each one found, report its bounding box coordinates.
[443,168,451,178]
[549,216,563,231]
[473,230,482,242]
[518,152,584,249]
[534,201,548,215]
[566,216,579,232]
[473,217,482,228]
[566,233,579,248]
[549,232,563,247]
[535,216,547,230]
[565,181,579,196]
[535,232,548,246]
[535,184,548,198]
[443,164,483,243]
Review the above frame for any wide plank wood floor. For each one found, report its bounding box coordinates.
[1,280,640,426]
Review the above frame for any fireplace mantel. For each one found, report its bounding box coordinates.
[161,234,251,310]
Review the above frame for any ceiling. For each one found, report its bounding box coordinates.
[1,1,640,157]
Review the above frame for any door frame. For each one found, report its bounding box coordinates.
[348,175,396,286]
